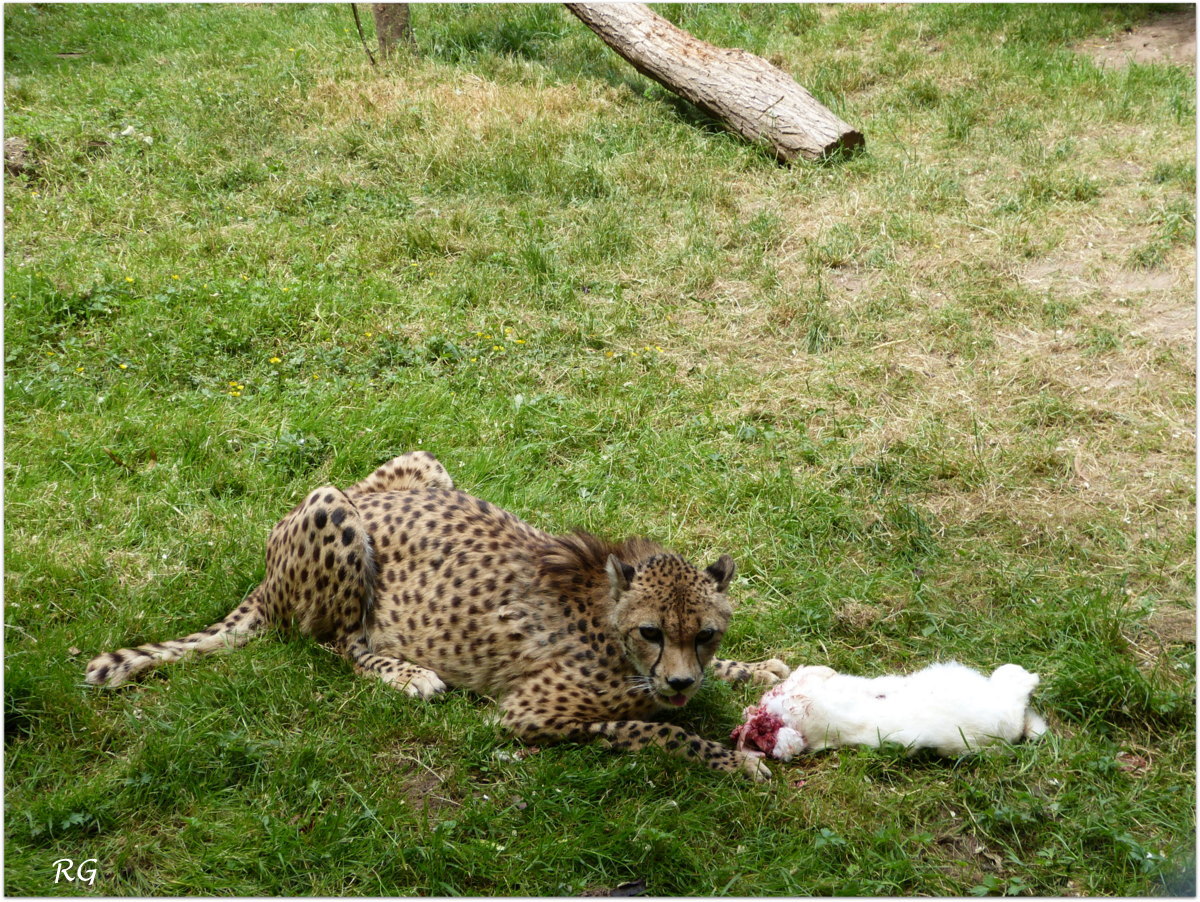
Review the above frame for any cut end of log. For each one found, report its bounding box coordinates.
[796,128,866,164]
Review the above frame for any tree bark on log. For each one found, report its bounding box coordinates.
[564,3,863,163]
[371,3,414,60]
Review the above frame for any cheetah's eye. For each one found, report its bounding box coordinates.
[695,628,716,644]
[639,626,663,643]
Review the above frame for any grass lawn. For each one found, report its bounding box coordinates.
[4,3,1195,896]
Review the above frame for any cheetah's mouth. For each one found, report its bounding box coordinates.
[666,693,689,707]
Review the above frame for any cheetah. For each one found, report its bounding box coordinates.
[87,452,790,780]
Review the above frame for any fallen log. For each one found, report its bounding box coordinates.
[564,3,863,162]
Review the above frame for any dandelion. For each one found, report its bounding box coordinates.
[492,345,503,352]
[269,356,282,364]
[515,339,526,345]
[365,331,373,338]
[119,363,128,369]
[504,328,513,336]
[76,366,85,373]
[655,346,664,353]
[172,274,180,280]
[605,351,615,358]
[282,286,290,293]
[470,357,478,363]
[125,276,134,283]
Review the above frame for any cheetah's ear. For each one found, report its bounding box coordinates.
[605,554,636,600]
[706,555,736,593]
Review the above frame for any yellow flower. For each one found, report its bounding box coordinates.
[231,391,241,397]
[655,346,664,353]
[470,357,478,363]
[269,356,282,364]
[119,363,128,369]
[76,366,85,373]
[605,351,614,358]
[172,274,180,280]
[282,287,290,292]
[124,277,134,283]
[515,339,526,344]
[504,328,513,335]
[365,331,373,338]
[492,345,503,352]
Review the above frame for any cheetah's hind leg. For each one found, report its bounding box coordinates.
[346,451,454,495]
[86,482,373,688]
[343,635,448,699]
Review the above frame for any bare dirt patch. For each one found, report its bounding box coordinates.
[5,135,32,176]
[398,767,459,819]
[1145,605,1196,644]
[1077,7,1195,69]
[1131,299,1195,346]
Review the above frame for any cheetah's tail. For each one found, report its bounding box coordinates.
[84,585,271,688]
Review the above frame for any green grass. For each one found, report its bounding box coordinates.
[5,3,1195,896]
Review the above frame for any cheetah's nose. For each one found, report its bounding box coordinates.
[667,676,695,692]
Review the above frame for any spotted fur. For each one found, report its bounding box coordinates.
[86,451,789,780]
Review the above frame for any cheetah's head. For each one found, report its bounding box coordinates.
[605,552,735,708]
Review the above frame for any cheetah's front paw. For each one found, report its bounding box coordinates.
[737,749,772,782]
[749,658,791,686]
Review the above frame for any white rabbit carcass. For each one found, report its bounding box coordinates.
[731,661,1048,760]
